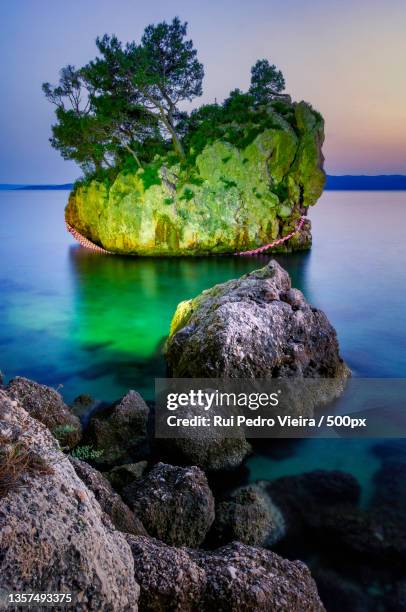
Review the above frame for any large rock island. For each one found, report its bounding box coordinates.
[65,100,325,256]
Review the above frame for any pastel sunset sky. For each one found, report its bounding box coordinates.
[1,0,405,182]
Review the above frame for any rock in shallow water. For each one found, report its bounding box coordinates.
[65,101,325,256]
[165,260,349,399]
[157,400,251,471]
[211,483,286,547]
[163,261,348,473]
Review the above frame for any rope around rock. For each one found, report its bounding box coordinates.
[66,216,306,257]
[234,216,306,255]
[66,223,113,254]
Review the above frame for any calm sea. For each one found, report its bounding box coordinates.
[1,189,406,498]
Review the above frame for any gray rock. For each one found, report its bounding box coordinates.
[190,541,325,611]
[125,535,325,611]
[163,434,251,472]
[165,260,349,394]
[0,391,139,611]
[123,462,215,547]
[86,390,149,466]
[5,376,82,449]
[212,484,286,547]
[70,457,147,536]
[126,535,204,611]
[158,398,251,471]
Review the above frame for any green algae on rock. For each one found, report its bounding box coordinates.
[65,101,325,256]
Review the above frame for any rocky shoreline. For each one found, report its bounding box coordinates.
[0,382,324,611]
[1,261,403,610]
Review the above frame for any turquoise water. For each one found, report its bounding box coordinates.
[1,189,406,498]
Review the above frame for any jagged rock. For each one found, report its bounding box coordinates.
[0,391,139,610]
[5,376,81,449]
[211,484,285,547]
[125,535,205,611]
[85,390,149,466]
[125,536,325,611]
[70,457,146,536]
[123,462,215,547]
[104,461,148,493]
[157,397,251,471]
[66,101,325,256]
[189,541,325,611]
[165,261,349,398]
[161,434,251,472]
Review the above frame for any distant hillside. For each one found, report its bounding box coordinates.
[0,183,73,191]
[325,175,406,190]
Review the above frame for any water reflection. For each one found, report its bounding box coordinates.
[66,246,311,400]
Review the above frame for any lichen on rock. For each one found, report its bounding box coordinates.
[65,101,325,256]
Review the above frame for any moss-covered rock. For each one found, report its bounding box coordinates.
[66,101,325,256]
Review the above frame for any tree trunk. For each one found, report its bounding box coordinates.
[124,144,142,169]
[159,109,185,160]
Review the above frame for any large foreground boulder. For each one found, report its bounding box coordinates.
[5,376,82,448]
[123,462,215,547]
[126,535,325,611]
[165,260,349,389]
[0,391,139,610]
[66,101,325,256]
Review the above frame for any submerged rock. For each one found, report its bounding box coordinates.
[313,568,369,612]
[0,391,139,610]
[123,462,215,547]
[267,469,361,535]
[70,457,147,536]
[165,260,349,391]
[66,101,325,256]
[125,536,325,612]
[85,390,149,466]
[5,376,82,449]
[211,484,285,547]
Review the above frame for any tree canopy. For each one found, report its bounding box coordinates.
[43,18,289,179]
[249,59,287,104]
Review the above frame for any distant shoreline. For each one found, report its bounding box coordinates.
[0,183,74,191]
[1,175,406,191]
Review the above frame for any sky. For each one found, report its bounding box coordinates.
[1,0,405,183]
